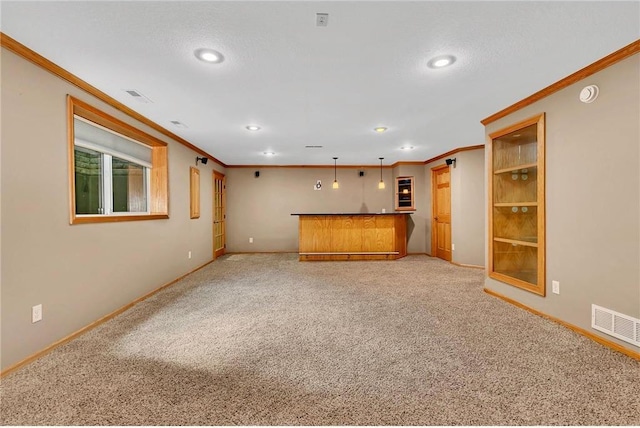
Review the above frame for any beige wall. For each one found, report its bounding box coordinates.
[0,48,223,370]
[451,150,485,266]
[226,166,395,252]
[226,154,485,264]
[392,164,428,253]
[424,149,485,266]
[484,54,640,352]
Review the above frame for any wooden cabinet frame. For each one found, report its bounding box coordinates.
[488,113,545,295]
[190,167,200,219]
[395,176,415,211]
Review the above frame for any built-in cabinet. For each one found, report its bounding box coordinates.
[488,114,545,295]
[395,176,415,211]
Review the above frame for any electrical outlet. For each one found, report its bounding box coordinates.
[32,304,43,323]
[452,244,455,251]
[188,251,192,259]
[552,280,560,295]
[249,237,254,243]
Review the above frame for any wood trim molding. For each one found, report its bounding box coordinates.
[226,251,299,254]
[225,164,397,169]
[0,259,215,378]
[390,161,427,168]
[71,214,170,225]
[481,39,640,125]
[0,32,227,168]
[227,147,485,169]
[451,261,484,270]
[424,145,485,165]
[484,288,640,361]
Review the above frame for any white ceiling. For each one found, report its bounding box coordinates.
[2,1,639,166]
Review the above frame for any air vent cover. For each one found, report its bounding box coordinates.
[592,304,640,347]
[316,13,328,27]
[124,90,152,103]
[305,145,324,149]
[170,120,188,128]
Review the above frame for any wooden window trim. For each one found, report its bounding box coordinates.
[68,95,169,224]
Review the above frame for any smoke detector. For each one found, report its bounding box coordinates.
[579,85,599,103]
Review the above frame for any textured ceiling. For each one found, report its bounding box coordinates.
[2,1,639,166]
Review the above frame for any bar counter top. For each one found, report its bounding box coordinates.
[291,212,411,216]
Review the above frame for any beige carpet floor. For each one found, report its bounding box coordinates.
[1,254,639,425]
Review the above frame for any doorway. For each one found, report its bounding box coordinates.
[431,165,451,261]
[213,171,226,259]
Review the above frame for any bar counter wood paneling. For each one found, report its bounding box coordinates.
[291,213,410,261]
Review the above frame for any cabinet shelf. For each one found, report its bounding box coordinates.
[494,163,538,175]
[493,202,538,207]
[488,113,545,296]
[494,237,538,247]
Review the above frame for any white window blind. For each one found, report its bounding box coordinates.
[74,116,152,167]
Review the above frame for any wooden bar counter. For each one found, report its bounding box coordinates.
[291,213,410,261]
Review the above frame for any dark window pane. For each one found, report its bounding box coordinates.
[112,156,147,213]
[74,147,102,214]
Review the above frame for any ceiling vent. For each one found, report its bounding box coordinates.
[170,120,188,128]
[124,90,153,103]
[305,145,324,149]
[316,13,328,27]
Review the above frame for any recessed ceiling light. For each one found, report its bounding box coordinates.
[263,152,275,156]
[246,125,261,131]
[427,55,456,69]
[374,127,388,133]
[400,146,414,150]
[194,48,224,63]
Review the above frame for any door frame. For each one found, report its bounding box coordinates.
[213,171,226,259]
[431,164,451,260]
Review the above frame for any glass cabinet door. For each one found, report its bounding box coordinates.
[395,176,415,211]
[488,114,545,295]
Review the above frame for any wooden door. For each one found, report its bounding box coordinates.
[432,165,452,261]
[213,171,226,258]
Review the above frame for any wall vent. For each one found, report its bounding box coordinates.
[592,304,640,347]
[305,145,323,149]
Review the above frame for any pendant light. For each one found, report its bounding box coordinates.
[378,157,385,189]
[332,157,339,189]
